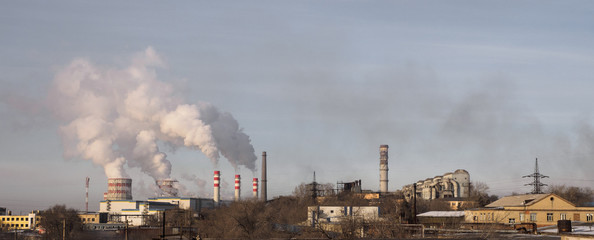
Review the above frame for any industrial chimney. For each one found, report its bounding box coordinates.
[214,171,220,205]
[252,178,258,198]
[104,178,132,200]
[261,151,267,201]
[85,177,90,213]
[234,174,241,201]
[379,145,389,194]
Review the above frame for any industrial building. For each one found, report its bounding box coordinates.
[99,197,219,226]
[0,212,39,230]
[402,169,470,200]
[307,206,380,226]
[464,193,594,227]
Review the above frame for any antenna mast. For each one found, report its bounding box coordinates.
[522,158,548,194]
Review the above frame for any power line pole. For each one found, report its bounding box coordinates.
[523,158,549,194]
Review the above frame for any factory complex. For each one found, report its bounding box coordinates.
[2,145,594,239]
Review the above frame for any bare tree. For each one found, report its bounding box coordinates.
[547,184,594,206]
[294,182,335,199]
[39,205,83,240]
[469,181,498,207]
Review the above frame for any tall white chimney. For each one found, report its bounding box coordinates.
[252,178,258,198]
[214,171,220,205]
[380,145,389,194]
[234,174,241,201]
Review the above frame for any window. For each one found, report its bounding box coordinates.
[530,213,537,222]
[92,218,95,221]
[520,213,525,222]
[509,218,516,223]
[25,224,28,227]
[587,214,593,222]
[560,213,567,220]
[547,213,553,222]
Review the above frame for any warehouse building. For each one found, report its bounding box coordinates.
[464,193,594,227]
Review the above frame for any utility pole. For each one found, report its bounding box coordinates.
[62,218,66,240]
[161,211,166,240]
[125,215,128,240]
[523,158,549,194]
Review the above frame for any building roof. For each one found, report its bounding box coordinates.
[485,194,550,208]
[417,211,465,217]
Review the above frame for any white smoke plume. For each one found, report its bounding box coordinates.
[180,173,208,197]
[49,47,257,180]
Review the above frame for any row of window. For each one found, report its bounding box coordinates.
[480,212,594,223]
[1,224,28,228]
[81,218,96,222]
[0,217,30,221]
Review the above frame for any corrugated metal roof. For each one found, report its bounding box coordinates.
[417,211,465,217]
[485,194,550,208]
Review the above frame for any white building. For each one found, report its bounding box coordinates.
[99,197,216,226]
[307,206,380,226]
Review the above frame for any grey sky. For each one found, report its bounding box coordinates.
[1,1,594,213]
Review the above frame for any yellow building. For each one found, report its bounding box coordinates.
[78,212,107,224]
[0,213,40,230]
[445,198,477,210]
[465,193,594,227]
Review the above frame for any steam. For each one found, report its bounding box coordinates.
[49,47,257,180]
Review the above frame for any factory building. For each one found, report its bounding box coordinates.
[402,169,470,200]
[0,212,39,230]
[99,197,217,226]
[307,206,380,226]
[79,212,108,225]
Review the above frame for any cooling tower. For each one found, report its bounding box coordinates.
[252,178,258,198]
[379,145,389,194]
[156,179,178,197]
[234,174,241,201]
[105,178,132,200]
[214,171,220,205]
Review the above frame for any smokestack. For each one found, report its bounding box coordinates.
[379,145,389,194]
[214,171,220,205]
[234,174,241,201]
[85,177,90,213]
[105,178,132,200]
[253,178,258,198]
[261,151,267,201]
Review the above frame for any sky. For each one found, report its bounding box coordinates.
[1,1,594,213]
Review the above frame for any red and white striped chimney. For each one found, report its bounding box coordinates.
[214,171,220,205]
[252,178,258,198]
[234,174,241,201]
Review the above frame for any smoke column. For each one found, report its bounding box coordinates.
[49,47,257,181]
